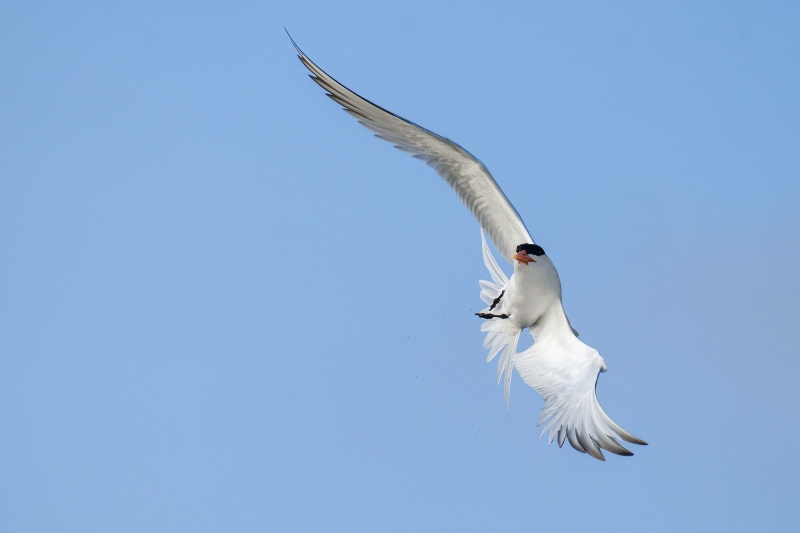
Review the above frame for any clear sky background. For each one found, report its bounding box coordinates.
[2,1,799,531]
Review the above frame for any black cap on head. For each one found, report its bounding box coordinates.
[516,243,545,256]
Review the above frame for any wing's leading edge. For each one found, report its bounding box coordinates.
[289,32,533,263]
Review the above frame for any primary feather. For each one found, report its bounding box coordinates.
[289,34,532,263]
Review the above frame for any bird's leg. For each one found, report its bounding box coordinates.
[475,290,508,319]
[489,290,505,311]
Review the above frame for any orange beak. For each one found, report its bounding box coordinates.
[513,250,536,265]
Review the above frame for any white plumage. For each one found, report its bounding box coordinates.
[291,34,646,460]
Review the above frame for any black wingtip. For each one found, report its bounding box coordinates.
[621,434,649,446]
[284,27,306,58]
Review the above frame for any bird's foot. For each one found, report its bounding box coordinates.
[475,312,510,320]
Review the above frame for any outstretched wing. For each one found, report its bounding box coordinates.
[514,335,647,461]
[290,34,533,263]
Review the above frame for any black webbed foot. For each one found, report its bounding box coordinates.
[475,312,510,319]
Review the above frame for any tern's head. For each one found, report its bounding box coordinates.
[513,243,545,266]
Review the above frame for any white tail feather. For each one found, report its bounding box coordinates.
[481,229,508,287]
[478,229,519,410]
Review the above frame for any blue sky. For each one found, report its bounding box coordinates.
[2,1,799,531]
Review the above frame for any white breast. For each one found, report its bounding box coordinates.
[504,255,563,329]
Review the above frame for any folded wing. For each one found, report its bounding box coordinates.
[290,34,533,263]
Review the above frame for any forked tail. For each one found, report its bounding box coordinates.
[477,230,520,409]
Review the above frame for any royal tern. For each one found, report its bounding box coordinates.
[290,35,647,460]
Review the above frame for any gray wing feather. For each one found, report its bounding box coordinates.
[290,36,533,262]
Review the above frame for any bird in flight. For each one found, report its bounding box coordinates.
[290,34,647,460]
